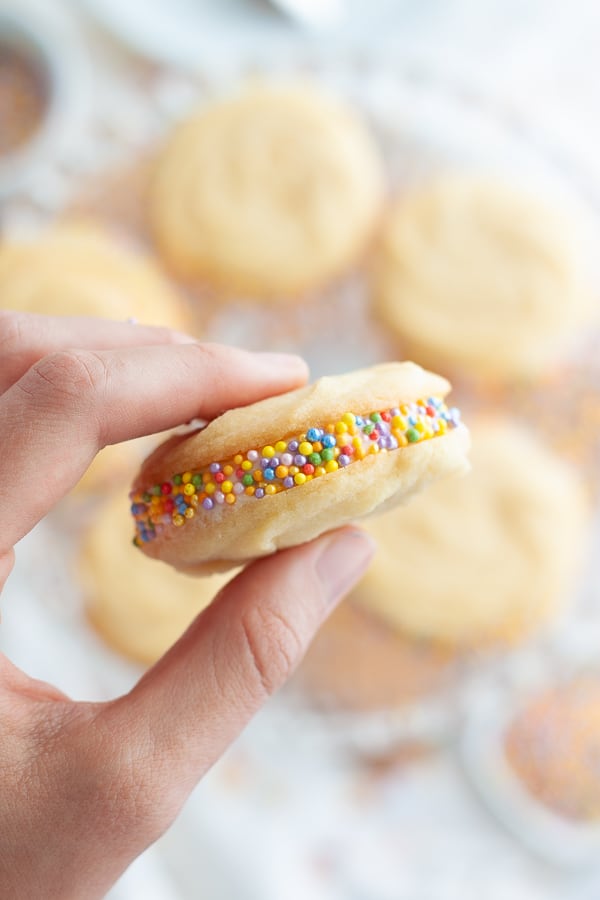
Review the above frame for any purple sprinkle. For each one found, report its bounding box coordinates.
[270,457,280,468]
[214,491,225,504]
[294,454,306,466]
[247,449,259,461]
[260,457,271,469]
[202,497,214,510]
[388,436,399,449]
[449,407,461,425]
[283,476,294,489]
[338,454,350,467]
[390,407,400,417]
[288,440,299,452]
[255,488,265,499]
[209,462,221,474]
[281,453,293,466]
[233,483,244,495]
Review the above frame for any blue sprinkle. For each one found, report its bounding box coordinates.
[264,468,275,480]
[408,415,418,426]
[307,427,321,442]
[322,434,336,448]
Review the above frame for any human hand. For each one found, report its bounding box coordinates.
[0,311,375,899]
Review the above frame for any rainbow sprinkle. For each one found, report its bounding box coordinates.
[130,397,461,546]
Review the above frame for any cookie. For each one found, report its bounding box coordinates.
[373,175,594,378]
[294,599,455,712]
[150,83,385,298]
[505,676,600,822]
[130,362,470,573]
[354,420,588,646]
[79,493,233,665]
[0,221,186,327]
[0,222,188,492]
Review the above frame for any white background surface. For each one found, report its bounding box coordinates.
[3,1,600,898]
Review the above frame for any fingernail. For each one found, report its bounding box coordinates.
[172,331,199,344]
[254,352,309,374]
[316,529,376,610]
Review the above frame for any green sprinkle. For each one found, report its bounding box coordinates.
[151,485,161,496]
[142,492,151,503]
[309,452,322,466]
[192,474,203,487]
[363,423,374,435]
[322,448,335,461]
[370,412,382,423]
[173,474,183,485]
[242,474,254,486]
[406,427,420,443]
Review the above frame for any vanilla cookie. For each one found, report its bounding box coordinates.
[130,362,470,574]
[295,599,454,712]
[373,176,594,377]
[355,420,588,646]
[0,222,186,327]
[0,223,188,492]
[80,493,233,664]
[150,84,385,298]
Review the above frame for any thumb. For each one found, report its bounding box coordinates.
[100,527,375,814]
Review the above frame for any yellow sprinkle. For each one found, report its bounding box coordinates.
[305,475,313,482]
[354,446,366,460]
[334,421,348,434]
[423,427,434,440]
[314,466,326,477]
[289,466,299,476]
[191,494,199,506]
[438,419,447,434]
[225,493,236,505]
[262,446,275,458]
[415,420,425,434]
[151,495,161,506]
[182,472,192,484]
[172,514,184,527]
[265,484,277,495]
[325,460,339,473]
[205,482,216,495]
[396,433,408,447]
[223,464,233,476]
[184,507,195,519]
[400,404,409,415]
[392,415,407,430]
[342,412,356,427]
[222,480,233,494]
[234,454,243,465]
[299,441,313,456]
[275,440,287,453]
[326,423,335,434]
[336,434,347,446]
[183,483,195,496]
[253,470,263,481]
[294,472,307,485]
[241,460,253,471]
[245,485,255,496]
[368,443,379,455]
[275,465,288,478]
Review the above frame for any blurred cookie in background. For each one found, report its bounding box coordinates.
[0,221,190,493]
[373,175,595,379]
[150,83,385,300]
[297,419,588,714]
[79,492,234,665]
[354,419,589,647]
[0,221,187,327]
[505,675,600,823]
[294,598,455,712]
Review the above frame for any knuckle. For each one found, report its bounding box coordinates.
[239,605,304,697]
[0,309,27,353]
[29,349,109,400]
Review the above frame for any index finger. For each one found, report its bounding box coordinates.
[0,343,308,554]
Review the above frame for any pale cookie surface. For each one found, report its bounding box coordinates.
[79,493,233,665]
[0,222,186,328]
[295,600,455,712]
[355,420,588,645]
[0,222,187,492]
[373,176,594,377]
[131,362,470,573]
[150,84,385,298]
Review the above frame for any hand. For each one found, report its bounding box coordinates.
[0,311,375,899]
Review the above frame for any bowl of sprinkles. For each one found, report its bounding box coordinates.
[0,1,89,200]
